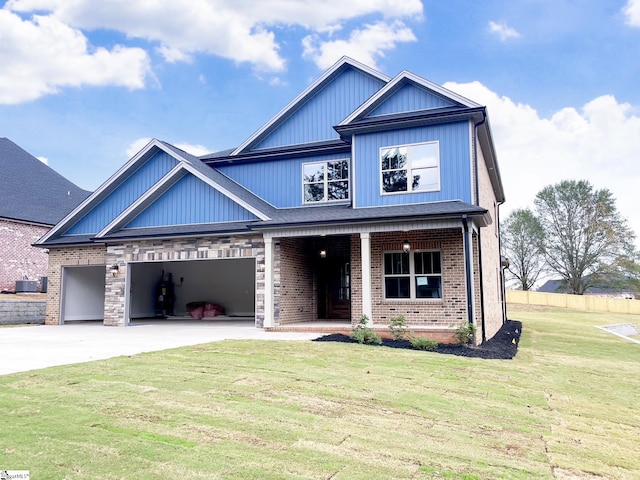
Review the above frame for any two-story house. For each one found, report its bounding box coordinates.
[36,57,506,344]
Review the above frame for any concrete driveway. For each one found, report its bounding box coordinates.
[0,320,322,375]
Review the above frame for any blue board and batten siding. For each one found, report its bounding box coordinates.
[254,67,385,150]
[125,174,257,228]
[64,152,178,235]
[368,83,456,117]
[354,121,472,207]
[218,152,349,208]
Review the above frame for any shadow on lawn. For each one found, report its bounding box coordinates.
[313,320,522,360]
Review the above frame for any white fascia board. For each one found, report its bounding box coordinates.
[180,163,271,221]
[230,56,390,156]
[401,71,482,109]
[36,138,165,244]
[339,71,482,126]
[94,165,185,238]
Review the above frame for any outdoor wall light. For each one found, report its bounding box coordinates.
[319,249,327,258]
[402,240,411,253]
[110,264,119,276]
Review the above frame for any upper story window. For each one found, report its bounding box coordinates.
[383,250,442,299]
[303,159,349,203]
[380,141,440,194]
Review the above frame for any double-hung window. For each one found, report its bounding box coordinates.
[383,251,442,299]
[381,141,440,194]
[303,159,349,203]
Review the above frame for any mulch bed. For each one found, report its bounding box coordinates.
[313,319,522,360]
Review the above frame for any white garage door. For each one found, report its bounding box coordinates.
[61,265,106,322]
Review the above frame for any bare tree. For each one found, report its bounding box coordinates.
[501,208,546,290]
[534,180,636,294]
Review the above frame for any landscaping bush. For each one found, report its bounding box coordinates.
[351,315,382,345]
[409,336,438,351]
[388,314,410,341]
[454,321,477,345]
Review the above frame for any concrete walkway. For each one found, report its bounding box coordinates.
[0,320,323,375]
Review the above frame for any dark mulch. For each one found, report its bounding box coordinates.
[313,320,522,360]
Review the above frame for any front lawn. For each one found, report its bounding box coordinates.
[1,305,639,479]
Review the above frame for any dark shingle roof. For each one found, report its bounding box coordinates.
[0,138,91,225]
[260,201,489,228]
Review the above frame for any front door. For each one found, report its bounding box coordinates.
[319,258,350,320]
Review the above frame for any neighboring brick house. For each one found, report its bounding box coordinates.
[0,138,90,292]
[35,58,507,344]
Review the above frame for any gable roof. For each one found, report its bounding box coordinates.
[339,70,481,126]
[0,138,90,225]
[230,56,390,156]
[36,139,275,246]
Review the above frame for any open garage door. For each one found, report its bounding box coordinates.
[61,265,106,323]
[127,258,256,323]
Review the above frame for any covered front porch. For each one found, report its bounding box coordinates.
[260,217,482,343]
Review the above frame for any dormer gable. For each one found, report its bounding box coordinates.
[36,139,273,245]
[231,56,389,155]
[339,71,481,126]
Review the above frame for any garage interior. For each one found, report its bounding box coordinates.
[128,258,256,322]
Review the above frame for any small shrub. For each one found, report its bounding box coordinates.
[388,314,410,341]
[351,315,382,345]
[454,321,477,346]
[409,336,438,351]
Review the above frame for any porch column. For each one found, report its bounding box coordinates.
[360,232,372,325]
[263,236,275,328]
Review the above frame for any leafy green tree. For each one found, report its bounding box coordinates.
[501,208,546,290]
[534,180,637,294]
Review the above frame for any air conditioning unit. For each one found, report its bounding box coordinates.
[15,280,37,293]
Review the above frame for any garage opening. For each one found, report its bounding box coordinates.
[127,258,256,324]
[61,265,106,323]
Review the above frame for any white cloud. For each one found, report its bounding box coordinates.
[444,81,640,247]
[623,0,640,26]
[488,21,521,41]
[5,0,423,75]
[37,156,48,165]
[0,10,150,104]
[302,20,417,70]
[126,138,210,159]
[174,142,210,157]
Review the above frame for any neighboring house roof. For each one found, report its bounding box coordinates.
[538,275,637,295]
[0,138,90,225]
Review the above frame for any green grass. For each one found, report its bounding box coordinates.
[1,305,639,479]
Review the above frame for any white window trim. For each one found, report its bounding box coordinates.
[382,250,443,300]
[379,140,441,195]
[302,158,350,204]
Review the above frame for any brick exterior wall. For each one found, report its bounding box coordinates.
[349,234,362,324]
[0,219,50,292]
[105,235,265,326]
[369,229,468,327]
[276,238,316,325]
[476,138,506,340]
[45,245,107,325]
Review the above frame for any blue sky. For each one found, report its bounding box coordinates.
[1,0,640,244]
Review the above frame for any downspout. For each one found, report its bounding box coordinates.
[473,113,487,342]
[462,215,474,329]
